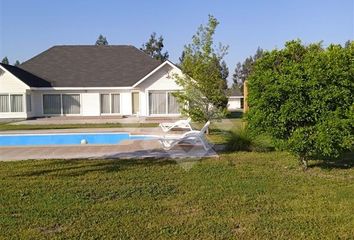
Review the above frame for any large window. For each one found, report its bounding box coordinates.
[63,94,80,114]
[0,95,9,112]
[149,91,180,115]
[10,95,23,112]
[0,94,24,113]
[100,93,120,114]
[43,94,61,114]
[43,94,80,115]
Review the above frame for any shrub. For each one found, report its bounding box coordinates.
[247,40,354,168]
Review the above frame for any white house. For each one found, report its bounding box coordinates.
[0,45,242,119]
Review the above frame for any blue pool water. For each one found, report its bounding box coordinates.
[0,133,154,146]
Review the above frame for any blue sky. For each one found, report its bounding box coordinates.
[0,0,353,83]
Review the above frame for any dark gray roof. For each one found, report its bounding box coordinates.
[228,88,243,97]
[18,45,162,87]
[0,63,52,87]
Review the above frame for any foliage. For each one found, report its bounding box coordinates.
[14,60,20,66]
[247,40,354,167]
[95,34,108,45]
[141,32,169,62]
[1,153,353,239]
[232,47,263,91]
[1,56,9,64]
[174,15,229,123]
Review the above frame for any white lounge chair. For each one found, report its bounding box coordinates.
[158,121,211,151]
[159,118,193,132]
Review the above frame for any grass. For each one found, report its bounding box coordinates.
[0,153,353,239]
[0,122,158,131]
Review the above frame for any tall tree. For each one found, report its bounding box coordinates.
[95,34,108,45]
[141,32,169,62]
[344,40,352,48]
[218,60,229,90]
[1,57,9,64]
[14,60,20,66]
[174,15,229,124]
[232,47,263,90]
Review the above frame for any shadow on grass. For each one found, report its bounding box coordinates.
[308,152,354,170]
[12,158,178,178]
[226,111,243,119]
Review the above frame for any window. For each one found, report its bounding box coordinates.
[149,92,166,114]
[43,94,81,115]
[43,94,61,114]
[111,94,120,113]
[149,91,180,115]
[168,92,179,114]
[63,94,80,114]
[100,93,120,114]
[0,94,25,113]
[100,94,110,114]
[10,95,23,112]
[0,95,9,112]
[26,94,32,112]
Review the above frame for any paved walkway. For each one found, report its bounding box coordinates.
[0,128,218,161]
[10,116,182,125]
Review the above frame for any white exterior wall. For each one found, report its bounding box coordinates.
[137,64,183,116]
[82,93,100,116]
[228,97,243,110]
[0,68,30,118]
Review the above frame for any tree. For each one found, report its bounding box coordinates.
[247,40,353,168]
[232,47,263,91]
[174,15,229,125]
[219,60,229,90]
[95,34,108,45]
[1,57,9,64]
[14,60,20,66]
[344,40,352,48]
[141,32,169,62]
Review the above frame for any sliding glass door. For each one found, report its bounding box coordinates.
[149,91,180,115]
[43,94,80,115]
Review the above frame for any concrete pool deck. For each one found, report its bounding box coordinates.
[0,128,218,161]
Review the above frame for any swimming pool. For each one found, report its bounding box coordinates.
[0,133,155,146]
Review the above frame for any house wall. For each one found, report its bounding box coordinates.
[0,68,30,119]
[137,64,183,116]
[228,97,243,110]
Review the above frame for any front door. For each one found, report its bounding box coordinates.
[132,92,139,114]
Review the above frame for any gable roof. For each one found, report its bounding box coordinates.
[0,63,52,87]
[18,45,162,87]
[228,88,243,97]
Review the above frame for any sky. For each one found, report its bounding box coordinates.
[0,0,353,84]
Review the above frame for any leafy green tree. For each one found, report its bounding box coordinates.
[141,32,169,62]
[174,15,229,125]
[247,40,353,168]
[14,60,20,66]
[232,47,263,91]
[219,60,229,90]
[95,34,108,45]
[1,57,9,64]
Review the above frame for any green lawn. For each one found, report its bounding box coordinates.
[1,153,353,239]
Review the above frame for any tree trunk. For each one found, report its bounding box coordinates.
[300,156,308,170]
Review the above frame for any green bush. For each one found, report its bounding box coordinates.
[247,40,354,167]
